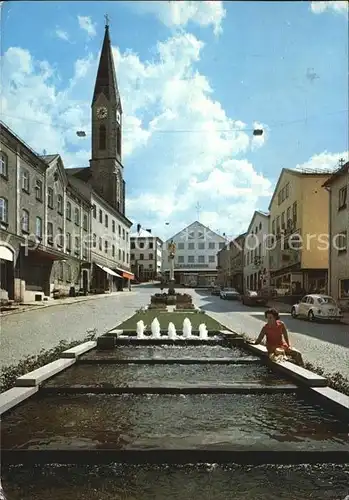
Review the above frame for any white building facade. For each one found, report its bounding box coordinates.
[162,221,226,287]
[130,224,163,281]
[243,210,270,292]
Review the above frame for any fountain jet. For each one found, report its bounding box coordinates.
[136,320,146,339]
[182,317,192,338]
[168,322,177,340]
[151,317,161,338]
[199,323,208,340]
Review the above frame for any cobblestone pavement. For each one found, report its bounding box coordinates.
[191,289,349,378]
[1,286,348,378]
[0,287,153,368]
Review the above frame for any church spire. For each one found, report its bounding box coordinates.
[92,19,120,107]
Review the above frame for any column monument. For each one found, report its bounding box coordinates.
[168,239,176,295]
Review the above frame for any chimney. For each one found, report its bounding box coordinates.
[146,229,151,233]
[137,223,141,233]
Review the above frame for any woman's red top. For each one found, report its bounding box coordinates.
[263,320,288,353]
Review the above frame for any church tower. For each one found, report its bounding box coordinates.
[90,18,125,214]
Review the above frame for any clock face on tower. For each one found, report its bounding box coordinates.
[96,107,108,119]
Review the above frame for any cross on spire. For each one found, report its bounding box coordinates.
[104,13,110,27]
[338,158,346,168]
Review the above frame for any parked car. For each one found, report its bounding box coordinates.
[241,290,268,306]
[211,286,221,296]
[220,288,240,300]
[291,294,343,322]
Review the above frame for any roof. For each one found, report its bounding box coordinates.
[40,154,59,163]
[246,210,269,235]
[268,168,333,210]
[322,161,349,187]
[92,24,121,109]
[166,220,227,243]
[130,229,153,238]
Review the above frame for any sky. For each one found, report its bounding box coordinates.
[1,0,348,241]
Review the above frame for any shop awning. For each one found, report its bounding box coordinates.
[95,263,122,278]
[20,243,67,261]
[116,268,135,280]
[0,245,14,261]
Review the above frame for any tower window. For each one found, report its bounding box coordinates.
[99,125,106,150]
[116,127,121,156]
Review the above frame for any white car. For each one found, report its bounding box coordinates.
[291,294,343,322]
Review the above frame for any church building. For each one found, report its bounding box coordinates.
[67,20,134,292]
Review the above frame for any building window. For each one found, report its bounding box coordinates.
[198,242,205,250]
[99,237,102,251]
[188,242,194,250]
[112,245,115,257]
[272,219,275,234]
[127,253,129,263]
[139,242,144,249]
[208,242,215,249]
[57,227,63,248]
[21,209,29,233]
[99,125,106,150]
[340,279,349,299]
[66,201,72,220]
[149,242,153,249]
[292,202,297,224]
[0,152,8,178]
[337,231,347,254]
[259,222,262,230]
[131,242,135,249]
[92,204,96,218]
[83,242,88,259]
[105,240,108,253]
[93,233,97,248]
[177,242,184,250]
[0,197,8,224]
[35,179,43,201]
[281,212,285,229]
[57,195,63,215]
[209,255,215,263]
[116,127,121,156]
[74,207,80,226]
[339,186,347,210]
[48,188,54,209]
[47,222,53,244]
[149,263,153,269]
[122,228,125,240]
[130,253,135,260]
[140,253,144,260]
[118,225,121,236]
[149,253,153,260]
[218,243,225,249]
[35,217,42,239]
[188,255,194,263]
[66,232,72,252]
[119,249,122,260]
[83,214,88,231]
[178,256,184,263]
[198,255,205,263]
[285,183,290,198]
[122,250,125,262]
[105,214,108,228]
[112,220,115,232]
[99,209,103,223]
[126,233,129,243]
[75,236,80,256]
[21,169,30,192]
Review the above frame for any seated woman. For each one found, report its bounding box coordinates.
[254,308,303,365]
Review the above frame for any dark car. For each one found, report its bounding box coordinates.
[211,286,221,296]
[241,290,268,306]
[220,288,240,300]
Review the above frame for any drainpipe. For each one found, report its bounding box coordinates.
[324,185,331,296]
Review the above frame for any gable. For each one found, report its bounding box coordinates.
[167,220,226,243]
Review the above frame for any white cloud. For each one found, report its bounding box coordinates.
[133,0,226,35]
[55,29,70,42]
[295,151,349,172]
[310,1,348,15]
[77,15,97,38]
[1,31,271,240]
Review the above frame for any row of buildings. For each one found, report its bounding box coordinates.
[0,23,134,303]
[216,162,349,308]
